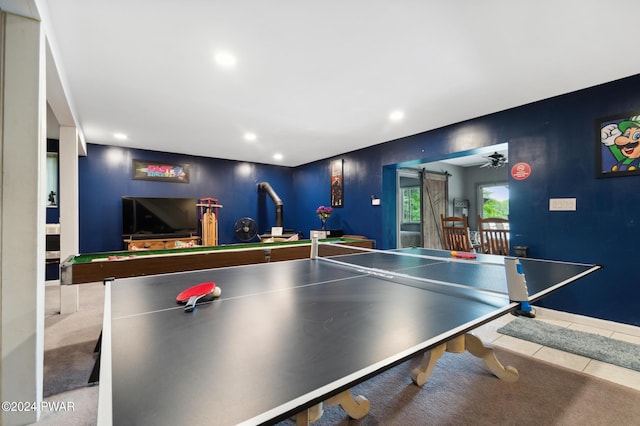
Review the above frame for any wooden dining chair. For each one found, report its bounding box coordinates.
[477,215,510,255]
[440,214,472,252]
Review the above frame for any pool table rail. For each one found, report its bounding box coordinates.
[60,238,374,285]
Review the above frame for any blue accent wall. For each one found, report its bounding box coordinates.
[292,153,384,239]
[78,74,640,326]
[78,145,294,252]
[296,74,639,326]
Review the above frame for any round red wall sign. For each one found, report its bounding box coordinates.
[511,162,531,180]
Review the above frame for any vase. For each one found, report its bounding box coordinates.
[321,219,326,231]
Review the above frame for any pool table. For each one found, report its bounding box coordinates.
[60,237,374,285]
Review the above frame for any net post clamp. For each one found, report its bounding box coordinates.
[310,232,319,259]
[504,257,535,317]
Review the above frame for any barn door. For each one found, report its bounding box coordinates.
[422,171,448,249]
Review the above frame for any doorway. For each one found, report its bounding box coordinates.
[393,143,509,249]
[397,169,422,248]
[397,169,448,249]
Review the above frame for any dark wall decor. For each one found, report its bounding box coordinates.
[330,159,344,207]
[132,159,190,183]
[595,111,640,177]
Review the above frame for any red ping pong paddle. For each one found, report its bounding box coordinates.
[451,251,477,259]
[176,282,222,312]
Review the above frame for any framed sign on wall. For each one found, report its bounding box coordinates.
[132,159,190,183]
[596,111,640,178]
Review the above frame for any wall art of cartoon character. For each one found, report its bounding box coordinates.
[601,115,640,172]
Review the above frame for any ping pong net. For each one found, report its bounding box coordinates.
[311,237,537,314]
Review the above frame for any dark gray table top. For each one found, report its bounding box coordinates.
[100,248,599,425]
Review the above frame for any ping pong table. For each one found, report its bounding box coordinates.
[96,242,600,425]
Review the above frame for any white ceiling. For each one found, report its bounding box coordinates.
[7,1,639,166]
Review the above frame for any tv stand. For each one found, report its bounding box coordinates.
[124,236,200,251]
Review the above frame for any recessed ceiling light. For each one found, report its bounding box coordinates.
[244,132,257,142]
[273,153,283,161]
[114,133,128,140]
[389,110,404,122]
[214,51,237,68]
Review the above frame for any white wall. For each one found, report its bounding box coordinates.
[1,11,46,425]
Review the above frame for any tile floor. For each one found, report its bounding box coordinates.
[474,306,640,391]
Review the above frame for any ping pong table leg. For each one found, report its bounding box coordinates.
[412,334,519,387]
[325,390,370,420]
[295,390,370,425]
[464,333,519,382]
[87,331,103,385]
[295,403,324,425]
[411,342,447,386]
[88,352,100,385]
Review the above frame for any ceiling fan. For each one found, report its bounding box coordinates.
[480,152,507,168]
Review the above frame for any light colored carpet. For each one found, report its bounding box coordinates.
[44,283,104,397]
[274,348,640,426]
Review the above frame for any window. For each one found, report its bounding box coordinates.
[402,187,421,223]
[480,184,508,219]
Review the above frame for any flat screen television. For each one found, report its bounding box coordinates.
[122,197,197,238]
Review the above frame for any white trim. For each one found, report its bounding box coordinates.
[97,280,113,426]
[535,306,640,337]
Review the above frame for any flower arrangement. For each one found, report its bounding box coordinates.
[316,205,333,230]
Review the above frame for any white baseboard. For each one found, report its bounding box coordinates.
[534,306,640,337]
